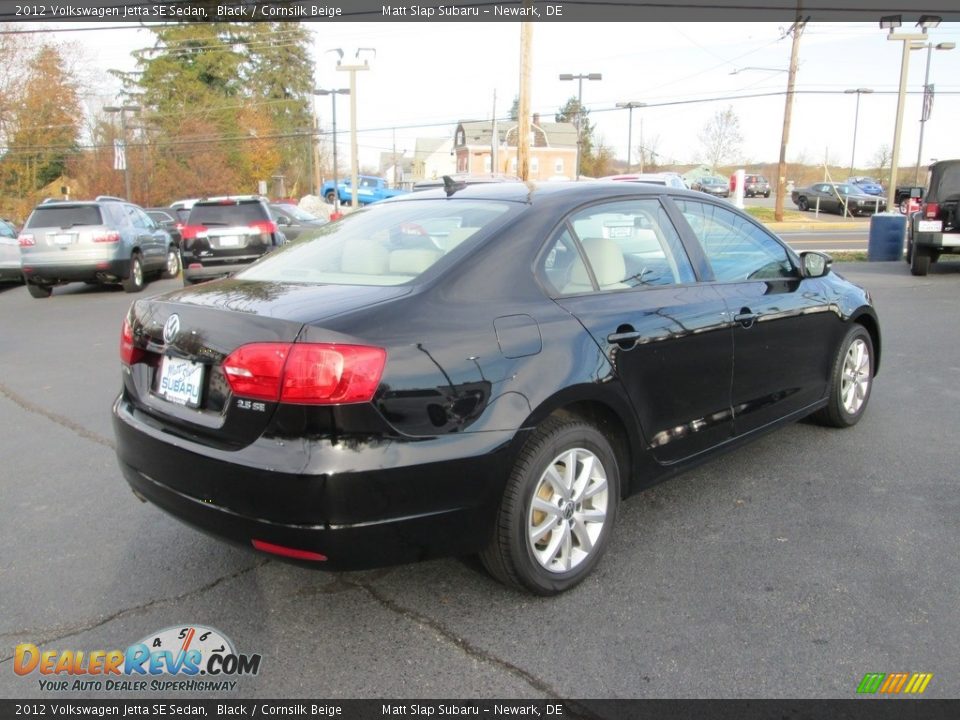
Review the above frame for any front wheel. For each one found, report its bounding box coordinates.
[813,325,874,428]
[325,191,337,205]
[764,191,770,198]
[797,197,809,211]
[480,417,620,595]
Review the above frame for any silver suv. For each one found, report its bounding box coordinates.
[18,199,176,298]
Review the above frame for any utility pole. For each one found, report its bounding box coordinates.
[774,17,805,222]
[615,101,645,174]
[334,48,374,208]
[559,72,602,180]
[491,89,498,175]
[518,23,533,180]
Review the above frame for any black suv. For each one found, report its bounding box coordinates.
[906,159,960,276]
[180,197,284,285]
[744,174,771,198]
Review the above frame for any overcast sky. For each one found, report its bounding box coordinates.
[19,20,960,178]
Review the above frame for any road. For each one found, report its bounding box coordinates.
[780,230,870,253]
[1,260,958,699]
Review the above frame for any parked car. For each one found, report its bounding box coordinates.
[693,175,730,198]
[600,172,687,189]
[906,159,960,276]
[114,181,880,595]
[180,197,284,285]
[0,219,22,284]
[847,177,884,196]
[18,199,177,298]
[791,183,886,215]
[744,174,771,198]
[169,198,200,212]
[268,204,328,242]
[145,208,184,249]
[321,175,408,206]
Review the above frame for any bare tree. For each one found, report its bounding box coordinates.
[698,105,743,170]
[636,133,661,171]
[870,144,891,178]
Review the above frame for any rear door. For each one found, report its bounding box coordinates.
[547,197,735,464]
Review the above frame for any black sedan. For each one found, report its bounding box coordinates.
[114,182,880,595]
[694,176,730,198]
[791,183,887,215]
[269,203,328,242]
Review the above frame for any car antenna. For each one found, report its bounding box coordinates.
[442,175,466,197]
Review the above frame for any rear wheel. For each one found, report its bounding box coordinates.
[764,191,771,198]
[325,191,336,205]
[480,417,620,595]
[122,253,144,293]
[797,196,809,211]
[163,248,181,279]
[910,246,930,276]
[813,324,873,428]
[26,281,52,299]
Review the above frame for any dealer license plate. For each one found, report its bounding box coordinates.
[157,356,204,407]
[53,233,74,245]
[216,235,240,247]
[918,220,942,233]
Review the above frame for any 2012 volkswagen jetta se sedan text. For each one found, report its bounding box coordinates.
[113,181,880,595]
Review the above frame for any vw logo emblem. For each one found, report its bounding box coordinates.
[162,314,181,344]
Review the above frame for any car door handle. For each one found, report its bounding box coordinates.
[734,308,758,328]
[607,327,642,349]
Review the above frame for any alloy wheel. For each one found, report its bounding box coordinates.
[840,338,870,416]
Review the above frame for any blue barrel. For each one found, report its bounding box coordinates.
[868,213,906,261]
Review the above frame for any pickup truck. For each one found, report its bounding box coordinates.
[321,175,408,206]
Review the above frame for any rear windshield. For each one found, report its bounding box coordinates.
[26,205,103,229]
[932,165,960,199]
[188,202,268,226]
[237,199,516,286]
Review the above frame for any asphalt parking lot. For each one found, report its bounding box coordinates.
[1,259,958,699]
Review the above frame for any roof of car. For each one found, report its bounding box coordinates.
[392,180,703,205]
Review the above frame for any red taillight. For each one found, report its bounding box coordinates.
[18,234,35,247]
[924,202,939,219]
[120,317,146,365]
[181,224,205,240]
[251,539,327,562]
[93,231,120,243]
[248,220,278,235]
[222,342,386,405]
[175,223,185,232]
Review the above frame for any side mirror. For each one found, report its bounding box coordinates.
[800,251,831,278]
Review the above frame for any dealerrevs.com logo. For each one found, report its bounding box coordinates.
[14,625,261,693]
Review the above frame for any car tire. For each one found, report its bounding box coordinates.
[325,191,336,205]
[480,416,620,595]
[162,248,181,279]
[797,197,809,211]
[122,253,145,293]
[764,191,770,198]
[910,246,930,276]
[813,324,874,428]
[26,281,52,299]
[905,239,913,263]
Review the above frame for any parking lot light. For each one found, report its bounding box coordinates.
[910,41,954,182]
[844,89,874,177]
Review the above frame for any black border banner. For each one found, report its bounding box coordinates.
[1,699,959,719]
[0,0,959,23]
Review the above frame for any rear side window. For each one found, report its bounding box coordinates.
[26,205,102,229]
[543,198,696,295]
[189,202,268,225]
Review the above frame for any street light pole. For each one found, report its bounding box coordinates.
[313,88,349,215]
[104,104,140,200]
[880,14,940,210]
[844,88,873,177]
[616,101,645,174]
[912,40,955,182]
[559,72,601,180]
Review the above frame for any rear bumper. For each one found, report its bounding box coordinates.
[182,262,253,283]
[113,394,521,570]
[22,258,129,283]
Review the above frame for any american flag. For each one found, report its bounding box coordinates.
[922,84,935,122]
